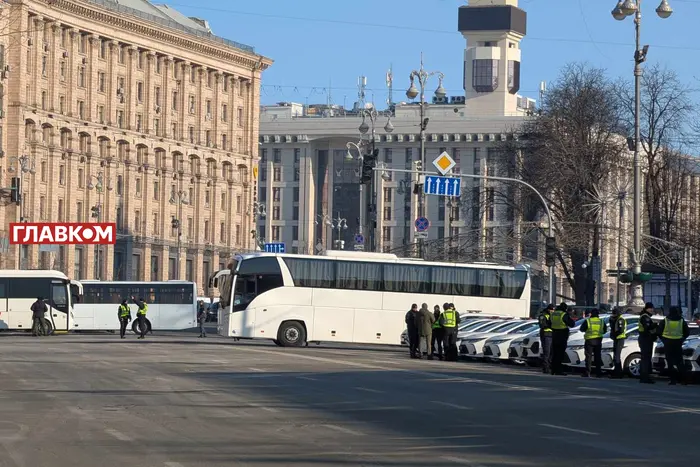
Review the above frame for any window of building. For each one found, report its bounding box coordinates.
[59,165,65,185]
[220,222,225,242]
[78,168,84,188]
[40,196,47,220]
[189,95,195,114]
[293,187,299,202]
[153,118,160,135]
[76,202,83,222]
[40,91,46,110]
[172,91,178,111]
[41,55,47,76]
[137,51,144,69]
[116,175,123,195]
[118,46,125,64]
[235,225,240,243]
[99,39,107,59]
[77,66,85,87]
[136,114,143,132]
[136,82,143,103]
[486,188,495,221]
[77,100,85,119]
[472,59,499,93]
[272,188,280,202]
[97,106,105,124]
[383,187,392,203]
[205,190,211,207]
[156,57,162,74]
[220,192,226,211]
[221,104,228,122]
[59,96,65,114]
[79,34,87,54]
[135,210,141,232]
[382,226,392,243]
[40,161,47,182]
[272,226,280,241]
[171,123,178,139]
[237,138,243,153]
[98,72,105,92]
[116,110,124,128]
[273,167,281,182]
[153,181,159,200]
[205,130,212,147]
[154,86,161,107]
[507,60,521,94]
[272,206,280,220]
[204,220,210,242]
[153,213,159,235]
[221,134,227,150]
[237,107,244,127]
[383,206,392,221]
[236,195,241,214]
[292,206,299,221]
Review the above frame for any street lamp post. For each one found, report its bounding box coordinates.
[346,108,393,252]
[87,172,113,280]
[7,155,35,269]
[612,0,673,307]
[330,213,348,250]
[616,190,628,306]
[169,189,189,279]
[406,54,446,257]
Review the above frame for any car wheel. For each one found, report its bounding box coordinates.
[625,352,642,378]
[44,322,54,336]
[277,321,306,347]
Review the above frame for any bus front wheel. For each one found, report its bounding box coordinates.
[132,319,152,335]
[277,321,306,347]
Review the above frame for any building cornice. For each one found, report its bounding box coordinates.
[259,132,514,145]
[31,0,273,71]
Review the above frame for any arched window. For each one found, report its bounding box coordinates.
[98,138,110,158]
[137,145,148,166]
[25,120,36,141]
[116,141,129,161]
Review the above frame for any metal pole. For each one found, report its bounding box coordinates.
[176,199,182,280]
[687,248,693,320]
[597,204,605,307]
[378,166,556,304]
[17,170,23,270]
[418,94,426,259]
[616,196,624,306]
[629,4,645,307]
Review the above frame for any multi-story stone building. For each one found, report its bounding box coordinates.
[0,0,271,293]
[258,0,532,255]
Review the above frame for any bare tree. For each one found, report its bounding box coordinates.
[500,63,628,305]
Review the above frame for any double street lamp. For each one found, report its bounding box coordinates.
[169,189,189,279]
[8,155,35,269]
[250,201,267,249]
[611,0,673,307]
[317,213,348,250]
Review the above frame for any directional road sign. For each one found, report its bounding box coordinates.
[264,242,286,253]
[354,234,365,245]
[433,151,456,175]
[424,175,461,198]
[414,216,430,232]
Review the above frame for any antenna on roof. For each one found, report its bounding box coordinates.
[357,76,367,110]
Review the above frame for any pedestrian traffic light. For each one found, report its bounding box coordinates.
[360,148,378,185]
[10,177,20,205]
[545,236,557,267]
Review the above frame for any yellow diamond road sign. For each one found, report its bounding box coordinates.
[433,151,456,175]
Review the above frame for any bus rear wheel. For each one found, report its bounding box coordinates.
[277,321,306,347]
[132,319,152,335]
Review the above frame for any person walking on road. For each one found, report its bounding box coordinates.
[609,308,628,378]
[197,301,207,338]
[538,304,554,374]
[431,305,444,360]
[550,303,576,375]
[638,302,658,384]
[440,303,461,361]
[31,296,48,337]
[406,304,420,358]
[132,296,148,340]
[656,306,690,385]
[416,303,435,360]
[117,299,131,339]
[579,308,607,378]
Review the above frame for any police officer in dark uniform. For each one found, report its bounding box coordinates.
[579,308,607,377]
[439,303,461,361]
[538,304,554,374]
[656,306,690,385]
[638,302,658,384]
[30,296,48,337]
[550,303,576,375]
[132,296,148,340]
[431,305,444,360]
[609,308,628,378]
[117,299,131,339]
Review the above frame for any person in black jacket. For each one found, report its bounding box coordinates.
[30,297,48,337]
[609,308,628,378]
[405,304,420,358]
[538,304,554,374]
[579,309,607,377]
[638,302,658,384]
[431,305,444,360]
[550,303,576,375]
[656,306,690,385]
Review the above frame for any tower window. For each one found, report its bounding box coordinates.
[508,60,521,94]
[472,59,499,93]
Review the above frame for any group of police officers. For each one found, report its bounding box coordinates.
[405,303,461,361]
[538,302,691,384]
[117,297,149,339]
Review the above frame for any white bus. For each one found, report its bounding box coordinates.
[210,251,532,347]
[73,281,197,333]
[0,270,83,333]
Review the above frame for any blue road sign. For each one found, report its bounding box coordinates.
[264,243,286,253]
[414,216,430,232]
[354,234,365,244]
[424,176,461,198]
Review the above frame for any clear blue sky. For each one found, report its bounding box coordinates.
[166,0,700,107]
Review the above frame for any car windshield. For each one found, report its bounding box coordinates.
[507,321,539,335]
[460,320,490,331]
[490,320,527,333]
[477,320,515,333]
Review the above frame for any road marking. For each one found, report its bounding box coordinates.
[354,387,384,394]
[247,402,279,413]
[431,401,472,410]
[105,429,132,441]
[121,368,136,373]
[322,424,363,436]
[164,463,185,467]
[296,376,318,381]
[577,386,613,392]
[249,367,265,372]
[390,435,484,440]
[373,359,399,365]
[637,401,700,415]
[440,456,487,466]
[538,423,598,436]
[336,406,409,412]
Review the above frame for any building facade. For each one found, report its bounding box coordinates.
[0,0,271,294]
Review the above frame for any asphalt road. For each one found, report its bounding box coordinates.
[1,333,700,467]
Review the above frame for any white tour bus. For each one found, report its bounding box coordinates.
[0,270,84,333]
[210,251,531,347]
[73,281,197,333]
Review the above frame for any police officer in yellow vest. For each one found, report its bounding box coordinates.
[550,303,576,375]
[538,304,554,374]
[579,308,607,377]
[609,308,628,378]
[117,299,131,339]
[132,296,148,340]
[656,306,690,385]
[439,303,461,361]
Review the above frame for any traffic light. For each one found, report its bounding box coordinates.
[171,218,180,230]
[10,177,20,205]
[545,236,557,267]
[620,270,634,284]
[619,271,653,284]
[360,149,378,185]
[91,206,100,219]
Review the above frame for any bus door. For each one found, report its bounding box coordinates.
[49,280,71,331]
[0,279,7,330]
